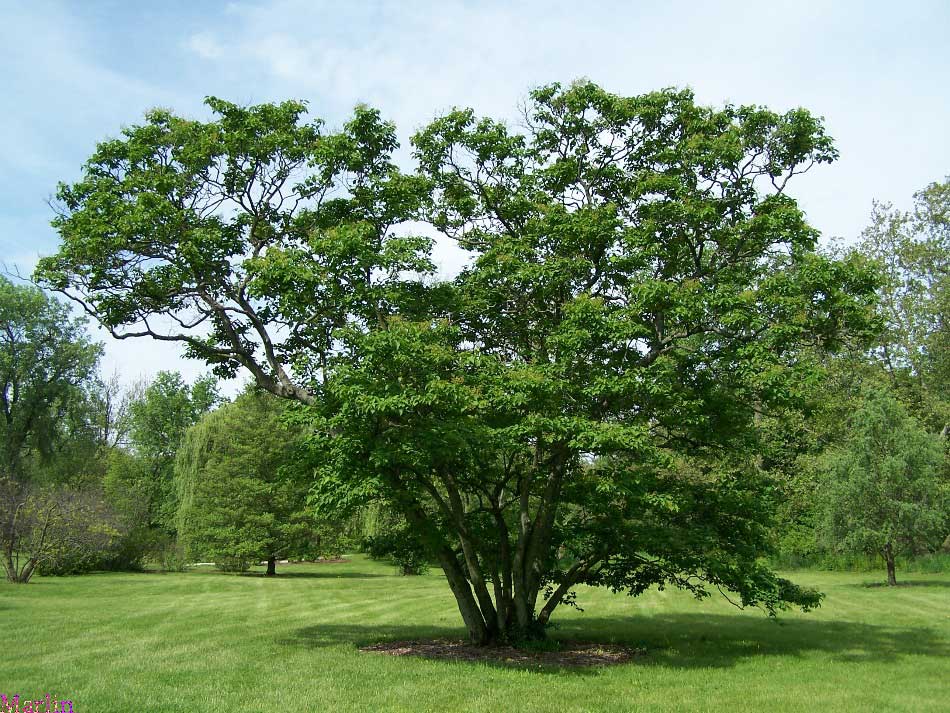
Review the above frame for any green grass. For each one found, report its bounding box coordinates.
[2,557,948,712]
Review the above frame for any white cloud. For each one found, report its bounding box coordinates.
[186,32,225,60]
[177,0,950,247]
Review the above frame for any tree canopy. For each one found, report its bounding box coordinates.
[857,177,950,434]
[0,276,102,482]
[37,82,879,643]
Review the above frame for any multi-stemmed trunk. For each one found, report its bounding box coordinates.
[431,547,559,645]
[434,538,592,645]
[2,486,48,584]
[10,560,37,583]
[2,546,38,583]
[388,456,592,646]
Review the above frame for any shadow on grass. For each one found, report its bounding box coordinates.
[239,571,388,580]
[279,613,947,672]
[859,580,950,589]
[278,623,606,674]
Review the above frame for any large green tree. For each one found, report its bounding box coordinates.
[37,84,877,644]
[176,390,313,575]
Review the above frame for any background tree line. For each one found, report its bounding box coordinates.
[766,179,950,578]
[0,286,366,582]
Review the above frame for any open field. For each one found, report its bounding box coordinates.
[2,556,948,712]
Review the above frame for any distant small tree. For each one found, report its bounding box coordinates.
[101,449,163,569]
[41,373,143,488]
[820,389,947,585]
[0,477,121,583]
[176,391,313,575]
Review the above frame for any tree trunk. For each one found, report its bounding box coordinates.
[18,558,37,583]
[3,549,16,582]
[883,543,897,586]
[385,470,495,645]
[265,556,276,577]
[435,548,493,645]
[381,468,582,646]
[4,556,36,584]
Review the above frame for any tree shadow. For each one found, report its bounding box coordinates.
[279,623,475,650]
[554,614,948,668]
[277,623,608,674]
[278,613,947,673]
[858,579,950,589]
[239,571,387,579]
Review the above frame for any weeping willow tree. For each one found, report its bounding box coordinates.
[175,390,313,575]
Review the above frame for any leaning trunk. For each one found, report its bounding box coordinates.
[265,556,276,577]
[435,547,494,645]
[18,558,37,583]
[386,471,495,645]
[2,549,16,583]
[883,543,897,586]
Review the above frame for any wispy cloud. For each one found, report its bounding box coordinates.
[179,0,950,241]
[186,32,226,60]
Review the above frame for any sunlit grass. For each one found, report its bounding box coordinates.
[2,556,947,712]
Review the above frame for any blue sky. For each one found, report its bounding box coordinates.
[2,0,949,386]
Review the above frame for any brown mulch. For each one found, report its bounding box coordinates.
[360,638,644,668]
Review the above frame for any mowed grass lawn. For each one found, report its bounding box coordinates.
[1,556,948,712]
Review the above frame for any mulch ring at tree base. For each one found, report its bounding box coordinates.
[360,639,644,668]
